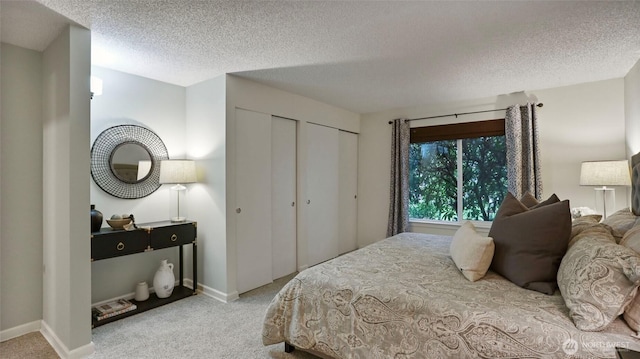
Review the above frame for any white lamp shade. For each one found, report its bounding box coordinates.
[580,160,631,186]
[159,160,197,184]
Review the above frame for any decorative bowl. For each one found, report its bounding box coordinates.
[106,218,132,229]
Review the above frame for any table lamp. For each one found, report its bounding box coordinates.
[580,160,631,218]
[159,160,197,222]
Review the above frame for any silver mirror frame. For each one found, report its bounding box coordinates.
[91,125,169,199]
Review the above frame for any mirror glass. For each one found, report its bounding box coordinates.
[110,143,152,183]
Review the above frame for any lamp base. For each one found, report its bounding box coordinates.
[594,187,616,219]
[170,216,187,223]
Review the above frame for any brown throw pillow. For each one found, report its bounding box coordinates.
[519,192,560,209]
[489,192,571,294]
[519,192,539,208]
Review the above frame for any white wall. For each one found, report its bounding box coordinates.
[90,66,187,303]
[90,71,361,304]
[536,79,627,211]
[42,25,93,356]
[358,79,627,246]
[0,43,44,335]
[626,59,640,158]
[187,75,360,300]
[185,75,229,299]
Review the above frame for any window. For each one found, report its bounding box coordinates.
[409,119,506,222]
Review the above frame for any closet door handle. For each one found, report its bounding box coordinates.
[291,202,295,207]
[307,200,311,205]
[236,208,242,214]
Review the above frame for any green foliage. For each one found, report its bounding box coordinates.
[409,141,458,221]
[409,136,506,222]
[461,137,507,221]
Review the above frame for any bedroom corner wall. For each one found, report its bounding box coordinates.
[358,79,628,246]
[224,75,360,295]
[0,43,44,336]
[42,25,93,355]
[90,66,187,304]
[185,75,229,300]
[625,58,640,158]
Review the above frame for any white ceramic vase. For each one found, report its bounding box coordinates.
[153,259,175,298]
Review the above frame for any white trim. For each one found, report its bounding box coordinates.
[198,282,239,303]
[0,320,40,342]
[40,320,66,358]
[410,219,492,229]
[40,320,95,359]
[90,279,183,307]
[1,321,94,359]
[91,291,136,307]
[67,342,95,359]
[409,219,491,236]
[183,278,194,290]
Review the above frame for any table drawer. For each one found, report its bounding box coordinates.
[91,230,149,260]
[149,223,196,250]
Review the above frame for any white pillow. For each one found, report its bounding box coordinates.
[450,221,495,282]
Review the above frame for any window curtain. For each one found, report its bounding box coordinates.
[505,103,543,200]
[387,118,410,237]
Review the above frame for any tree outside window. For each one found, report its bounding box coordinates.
[409,120,507,222]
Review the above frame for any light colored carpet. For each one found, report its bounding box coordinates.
[0,332,59,359]
[1,274,318,359]
[89,274,318,359]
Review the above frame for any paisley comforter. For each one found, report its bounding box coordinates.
[262,232,640,358]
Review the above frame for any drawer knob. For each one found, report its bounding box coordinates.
[171,234,178,242]
[116,242,125,251]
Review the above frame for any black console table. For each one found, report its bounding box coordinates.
[91,220,197,328]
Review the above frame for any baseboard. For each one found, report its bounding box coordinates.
[40,320,95,359]
[67,341,95,359]
[0,320,41,342]
[297,264,308,272]
[198,282,239,303]
[89,278,238,304]
[183,278,195,290]
[184,278,239,303]
[91,279,183,306]
[91,291,136,307]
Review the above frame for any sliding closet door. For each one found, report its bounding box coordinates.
[235,108,272,294]
[338,131,358,254]
[306,123,339,266]
[271,116,297,280]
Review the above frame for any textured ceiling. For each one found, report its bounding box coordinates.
[2,0,640,114]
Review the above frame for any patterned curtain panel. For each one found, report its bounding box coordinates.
[387,119,410,237]
[505,103,543,200]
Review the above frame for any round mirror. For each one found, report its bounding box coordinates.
[91,125,169,199]
[110,143,153,183]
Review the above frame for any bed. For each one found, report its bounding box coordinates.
[263,153,640,358]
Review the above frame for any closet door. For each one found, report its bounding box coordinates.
[338,131,358,254]
[306,123,339,266]
[235,108,272,294]
[271,117,297,280]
